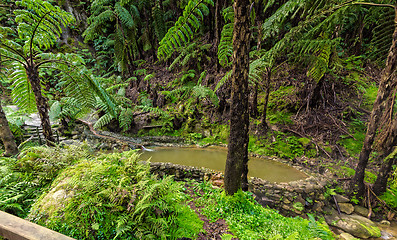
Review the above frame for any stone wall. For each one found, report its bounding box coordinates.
[149,161,334,217]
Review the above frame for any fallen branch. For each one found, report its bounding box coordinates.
[77,119,147,150]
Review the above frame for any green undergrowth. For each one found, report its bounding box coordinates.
[0,144,91,217]
[338,117,366,157]
[192,181,334,240]
[29,150,202,240]
[248,132,315,159]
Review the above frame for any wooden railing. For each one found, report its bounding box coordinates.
[0,211,74,240]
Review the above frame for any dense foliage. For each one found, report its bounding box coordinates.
[28,150,202,239]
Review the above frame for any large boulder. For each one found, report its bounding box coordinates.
[325,212,381,239]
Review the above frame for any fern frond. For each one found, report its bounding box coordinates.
[157,0,214,60]
[152,3,166,40]
[262,0,305,41]
[119,108,134,131]
[218,22,233,67]
[14,0,75,52]
[115,2,135,29]
[307,43,331,83]
[10,63,36,113]
[94,112,115,129]
[215,70,232,91]
[83,9,115,41]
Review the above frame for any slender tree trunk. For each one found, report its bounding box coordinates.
[224,0,250,195]
[26,64,55,145]
[250,83,259,118]
[373,111,397,195]
[214,0,224,70]
[260,68,271,129]
[0,102,18,156]
[374,158,395,195]
[352,6,397,196]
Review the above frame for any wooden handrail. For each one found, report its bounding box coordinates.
[0,211,74,240]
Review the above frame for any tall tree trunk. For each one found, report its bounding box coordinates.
[224,0,250,195]
[0,102,18,156]
[26,64,55,145]
[352,6,397,196]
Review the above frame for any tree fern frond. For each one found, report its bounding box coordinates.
[152,3,167,40]
[14,0,75,52]
[9,63,36,113]
[94,112,115,129]
[218,22,233,67]
[262,0,306,41]
[83,9,115,42]
[119,107,134,131]
[115,2,135,29]
[192,85,219,106]
[157,0,214,60]
[307,43,331,83]
[215,70,232,91]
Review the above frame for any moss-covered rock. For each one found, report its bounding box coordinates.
[325,212,381,239]
[28,150,203,240]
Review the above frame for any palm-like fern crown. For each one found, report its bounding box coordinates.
[14,0,75,54]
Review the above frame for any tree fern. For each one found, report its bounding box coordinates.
[367,6,395,64]
[157,0,214,60]
[217,6,233,67]
[9,63,36,113]
[14,0,75,52]
[307,42,332,83]
[152,1,167,40]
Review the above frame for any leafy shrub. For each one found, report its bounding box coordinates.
[29,150,202,240]
[194,181,334,240]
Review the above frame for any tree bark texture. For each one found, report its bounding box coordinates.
[26,64,55,145]
[353,6,397,196]
[224,0,250,195]
[0,103,18,156]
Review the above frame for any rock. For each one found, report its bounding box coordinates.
[334,194,350,203]
[339,232,359,240]
[72,135,79,140]
[325,213,381,239]
[380,220,390,226]
[354,205,373,218]
[339,203,354,214]
[313,201,324,212]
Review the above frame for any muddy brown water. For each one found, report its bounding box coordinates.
[140,146,308,183]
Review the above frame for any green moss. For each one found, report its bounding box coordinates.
[359,223,381,238]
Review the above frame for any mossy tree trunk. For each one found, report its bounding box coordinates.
[0,102,18,156]
[26,64,55,145]
[352,5,397,196]
[224,0,250,195]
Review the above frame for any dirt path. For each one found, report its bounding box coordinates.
[184,185,236,240]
